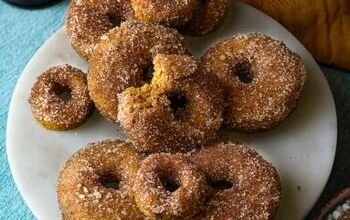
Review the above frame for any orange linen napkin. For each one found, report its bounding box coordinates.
[240,0,350,70]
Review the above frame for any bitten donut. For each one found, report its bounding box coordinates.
[117,54,224,153]
[202,33,306,132]
[88,20,188,123]
[28,65,94,130]
[191,143,282,220]
[66,0,134,60]
[57,140,145,220]
[131,0,196,26]
[133,153,207,219]
[180,0,228,36]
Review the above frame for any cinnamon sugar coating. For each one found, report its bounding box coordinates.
[66,0,135,60]
[57,140,145,220]
[180,0,228,36]
[88,20,188,123]
[28,65,94,130]
[131,0,196,27]
[340,209,350,220]
[117,54,225,153]
[202,33,306,132]
[134,153,207,219]
[190,142,282,220]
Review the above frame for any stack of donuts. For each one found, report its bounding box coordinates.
[28,0,307,219]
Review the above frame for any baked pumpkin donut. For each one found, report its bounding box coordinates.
[202,33,306,132]
[131,0,196,27]
[117,54,224,153]
[66,0,135,60]
[180,0,228,36]
[88,20,188,123]
[57,140,145,220]
[191,142,282,220]
[133,153,207,219]
[28,65,94,130]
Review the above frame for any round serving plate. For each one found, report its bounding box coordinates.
[7,1,337,219]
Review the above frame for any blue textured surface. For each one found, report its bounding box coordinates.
[0,1,69,219]
[0,1,349,219]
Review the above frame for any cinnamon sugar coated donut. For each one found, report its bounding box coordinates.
[191,142,282,220]
[88,20,188,123]
[117,54,224,153]
[181,0,228,36]
[202,33,306,132]
[66,0,135,60]
[131,0,196,26]
[28,65,94,130]
[134,153,207,219]
[57,140,145,220]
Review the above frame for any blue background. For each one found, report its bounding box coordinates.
[0,0,349,219]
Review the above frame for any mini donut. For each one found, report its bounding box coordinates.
[191,142,282,220]
[131,0,196,27]
[66,0,135,60]
[117,54,224,153]
[57,140,145,220]
[28,65,94,130]
[88,20,188,123]
[180,0,228,36]
[133,153,207,219]
[202,33,306,132]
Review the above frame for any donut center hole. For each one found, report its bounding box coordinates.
[52,84,72,102]
[209,179,233,190]
[109,16,124,27]
[195,0,206,10]
[168,93,187,118]
[234,61,254,83]
[100,174,120,190]
[159,174,180,193]
[142,64,154,84]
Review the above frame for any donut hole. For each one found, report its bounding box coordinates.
[167,93,187,119]
[209,179,233,190]
[159,173,180,193]
[142,64,154,84]
[52,83,72,102]
[109,16,124,28]
[195,0,206,10]
[234,60,254,84]
[100,174,120,191]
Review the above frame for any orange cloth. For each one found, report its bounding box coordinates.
[240,0,350,70]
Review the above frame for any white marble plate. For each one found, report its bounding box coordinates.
[7,1,337,220]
